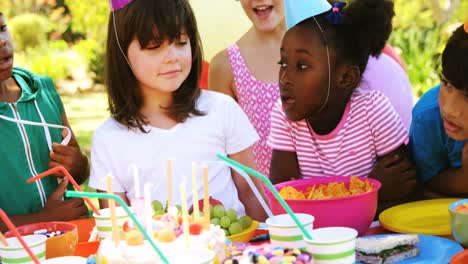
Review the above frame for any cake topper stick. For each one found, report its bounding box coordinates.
[0,209,39,263]
[129,164,141,199]
[27,166,100,216]
[0,231,8,246]
[106,175,120,246]
[144,182,154,239]
[216,154,313,240]
[192,162,200,221]
[66,191,169,264]
[167,159,173,208]
[180,181,191,248]
[202,164,210,230]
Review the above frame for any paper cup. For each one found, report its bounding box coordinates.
[305,227,358,264]
[42,256,87,263]
[93,207,130,240]
[0,235,47,264]
[449,199,468,247]
[266,213,314,249]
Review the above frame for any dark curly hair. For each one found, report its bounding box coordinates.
[105,0,205,132]
[442,25,468,91]
[298,0,394,78]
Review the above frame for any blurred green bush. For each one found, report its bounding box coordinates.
[390,0,466,97]
[9,13,49,51]
[73,39,105,83]
[15,40,74,82]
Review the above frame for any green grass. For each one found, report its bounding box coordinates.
[60,91,108,158]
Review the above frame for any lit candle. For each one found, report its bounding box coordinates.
[144,182,154,240]
[106,175,120,245]
[202,164,210,230]
[180,182,190,248]
[130,164,141,198]
[192,162,199,221]
[167,159,173,208]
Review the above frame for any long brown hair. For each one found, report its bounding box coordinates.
[105,0,204,131]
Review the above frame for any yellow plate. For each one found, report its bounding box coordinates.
[227,220,259,243]
[379,198,461,235]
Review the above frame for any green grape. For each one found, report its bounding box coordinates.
[209,205,215,219]
[152,200,164,213]
[220,216,231,229]
[226,209,237,222]
[238,215,252,229]
[213,204,225,218]
[223,228,230,236]
[210,218,220,226]
[175,204,182,214]
[228,222,243,235]
[154,209,165,216]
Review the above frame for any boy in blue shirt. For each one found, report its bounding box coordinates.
[410,23,468,197]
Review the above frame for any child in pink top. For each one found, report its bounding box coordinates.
[209,0,286,177]
[268,0,418,205]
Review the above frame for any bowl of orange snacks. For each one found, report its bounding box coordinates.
[449,199,468,247]
[265,176,381,235]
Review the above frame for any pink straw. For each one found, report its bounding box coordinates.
[0,209,40,264]
[26,166,100,216]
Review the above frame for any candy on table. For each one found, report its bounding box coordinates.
[224,245,312,264]
[33,229,64,238]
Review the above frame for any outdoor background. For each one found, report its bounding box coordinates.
[0,0,466,160]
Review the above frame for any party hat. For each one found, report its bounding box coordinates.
[110,0,133,11]
[284,0,332,29]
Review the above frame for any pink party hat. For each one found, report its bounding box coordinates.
[110,0,133,11]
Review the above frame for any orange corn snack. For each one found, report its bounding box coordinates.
[279,176,373,200]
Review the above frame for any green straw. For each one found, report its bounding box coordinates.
[216,154,312,240]
[65,191,169,264]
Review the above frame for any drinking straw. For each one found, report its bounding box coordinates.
[106,176,120,245]
[216,154,312,240]
[0,209,40,264]
[26,166,100,216]
[220,161,274,219]
[0,231,9,246]
[65,191,169,264]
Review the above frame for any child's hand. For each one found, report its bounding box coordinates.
[48,129,88,181]
[37,178,88,221]
[369,153,417,202]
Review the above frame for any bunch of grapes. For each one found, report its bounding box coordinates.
[209,204,252,236]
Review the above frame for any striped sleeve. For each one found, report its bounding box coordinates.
[367,91,409,156]
[267,100,296,152]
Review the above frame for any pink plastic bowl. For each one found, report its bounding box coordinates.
[266,176,381,235]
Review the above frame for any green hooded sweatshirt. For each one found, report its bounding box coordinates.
[0,67,65,215]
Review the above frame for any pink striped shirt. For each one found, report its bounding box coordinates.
[267,90,409,178]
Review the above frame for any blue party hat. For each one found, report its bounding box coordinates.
[284,0,332,29]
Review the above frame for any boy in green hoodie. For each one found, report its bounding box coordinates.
[0,12,89,231]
